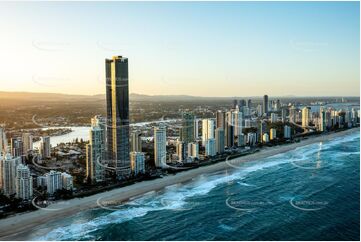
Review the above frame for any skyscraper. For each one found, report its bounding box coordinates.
[215,128,225,154]
[40,136,51,158]
[22,133,33,154]
[0,127,7,154]
[216,110,225,130]
[86,116,106,183]
[270,113,278,123]
[105,56,130,178]
[319,107,326,132]
[202,119,215,146]
[154,125,166,168]
[176,141,187,162]
[15,164,33,200]
[130,131,142,152]
[263,95,269,115]
[302,107,311,128]
[45,170,62,195]
[130,152,145,175]
[10,138,23,157]
[270,128,277,140]
[180,112,195,143]
[284,125,292,139]
[205,138,216,157]
[187,142,199,159]
[0,154,21,197]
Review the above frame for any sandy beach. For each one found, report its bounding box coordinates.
[0,128,358,240]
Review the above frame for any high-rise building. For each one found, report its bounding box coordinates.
[244,119,251,128]
[225,124,234,147]
[257,104,263,117]
[105,56,130,179]
[61,172,73,191]
[86,117,106,183]
[226,111,242,140]
[154,125,166,168]
[22,133,33,154]
[0,127,7,154]
[187,142,199,159]
[15,164,33,200]
[130,152,145,175]
[232,99,238,109]
[215,128,225,154]
[262,133,270,143]
[176,141,187,162]
[180,112,195,143]
[194,118,199,139]
[258,120,267,141]
[263,95,269,115]
[289,106,297,123]
[0,154,21,197]
[130,131,142,152]
[247,133,257,146]
[270,113,278,123]
[216,110,225,130]
[202,119,215,146]
[40,136,51,158]
[302,107,311,128]
[238,133,245,146]
[45,170,62,195]
[247,99,252,108]
[270,128,277,140]
[205,138,216,156]
[319,107,326,132]
[284,125,291,139]
[10,138,23,157]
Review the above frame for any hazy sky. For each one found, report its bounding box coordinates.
[0,1,359,97]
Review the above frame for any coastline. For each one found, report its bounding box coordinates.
[0,128,358,240]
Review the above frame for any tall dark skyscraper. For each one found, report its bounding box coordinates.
[105,56,130,179]
[263,95,269,115]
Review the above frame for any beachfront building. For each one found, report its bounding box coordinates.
[86,117,106,183]
[62,172,73,191]
[0,154,22,197]
[202,119,215,147]
[130,152,145,175]
[215,128,225,154]
[176,141,187,162]
[270,128,277,140]
[154,125,167,168]
[46,170,62,195]
[262,133,270,143]
[15,164,33,200]
[302,107,311,128]
[247,133,257,146]
[284,125,291,139]
[187,142,199,159]
[205,138,216,157]
[105,56,131,179]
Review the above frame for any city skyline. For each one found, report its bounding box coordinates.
[0,1,359,97]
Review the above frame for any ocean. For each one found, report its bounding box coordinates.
[30,132,360,241]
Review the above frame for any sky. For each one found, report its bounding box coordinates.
[0,1,359,97]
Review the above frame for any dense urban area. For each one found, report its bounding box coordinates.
[0,56,359,219]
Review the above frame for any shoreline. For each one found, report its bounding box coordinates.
[0,128,358,240]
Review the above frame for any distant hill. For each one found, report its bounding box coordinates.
[0,91,359,104]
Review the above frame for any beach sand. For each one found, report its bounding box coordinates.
[0,128,358,240]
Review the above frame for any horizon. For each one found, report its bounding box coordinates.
[0,90,360,99]
[0,1,359,97]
